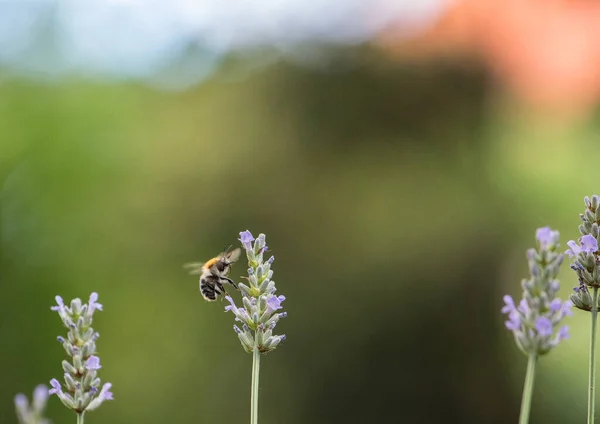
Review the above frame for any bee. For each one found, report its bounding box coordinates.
[184,248,241,301]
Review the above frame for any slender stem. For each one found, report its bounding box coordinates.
[251,334,261,424]
[589,287,599,424]
[518,353,537,424]
[77,412,85,424]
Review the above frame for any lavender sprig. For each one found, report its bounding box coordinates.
[566,195,600,424]
[501,227,571,424]
[14,385,51,424]
[49,293,113,424]
[225,230,287,424]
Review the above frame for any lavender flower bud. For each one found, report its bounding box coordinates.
[49,292,113,415]
[243,296,253,312]
[501,227,570,355]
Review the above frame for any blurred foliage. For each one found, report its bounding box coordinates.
[0,48,598,423]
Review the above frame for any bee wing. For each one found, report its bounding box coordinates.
[183,262,204,275]
[226,247,241,263]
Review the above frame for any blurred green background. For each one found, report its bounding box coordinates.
[1,47,599,424]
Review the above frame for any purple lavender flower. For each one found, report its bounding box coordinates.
[50,296,64,312]
[567,198,600,309]
[88,292,103,313]
[239,230,255,251]
[49,293,113,416]
[535,317,553,337]
[225,231,287,354]
[266,295,286,314]
[85,356,102,371]
[566,234,599,258]
[501,227,570,355]
[48,379,62,396]
[536,226,559,249]
[101,383,114,401]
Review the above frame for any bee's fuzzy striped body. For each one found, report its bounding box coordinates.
[186,248,241,301]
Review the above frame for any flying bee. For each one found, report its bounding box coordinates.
[184,247,241,301]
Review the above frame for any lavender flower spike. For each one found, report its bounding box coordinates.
[226,231,287,354]
[568,196,600,310]
[14,385,51,424]
[49,292,113,419]
[501,227,570,356]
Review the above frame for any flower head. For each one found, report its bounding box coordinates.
[501,227,570,355]
[225,231,287,354]
[49,293,113,415]
[568,196,600,309]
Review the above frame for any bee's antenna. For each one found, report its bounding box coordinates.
[224,244,232,253]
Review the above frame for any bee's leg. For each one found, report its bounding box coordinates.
[214,280,228,299]
[222,277,239,290]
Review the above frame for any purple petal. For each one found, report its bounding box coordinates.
[549,298,562,312]
[536,227,558,249]
[501,295,516,314]
[505,311,521,330]
[581,235,599,253]
[561,300,574,317]
[101,383,114,400]
[565,240,581,257]
[239,230,255,250]
[50,295,64,312]
[224,295,238,313]
[48,379,61,395]
[558,325,570,340]
[85,356,102,371]
[89,292,103,312]
[518,299,530,314]
[266,295,286,313]
[535,316,553,337]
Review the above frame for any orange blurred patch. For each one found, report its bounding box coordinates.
[380,0,600,113]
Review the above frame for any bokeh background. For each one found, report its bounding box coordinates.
[1,0,600,423]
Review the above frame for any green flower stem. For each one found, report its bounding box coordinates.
[519,353,537,424]
[589,287,599,424]
[77,412,85,424]
[251,335,261,424]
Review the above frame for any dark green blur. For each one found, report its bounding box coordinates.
[0,49,596,423]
